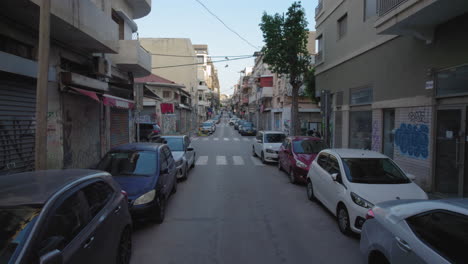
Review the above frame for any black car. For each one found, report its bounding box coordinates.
[0,169,132,264]
[239,122,257,136]
[97,143,178,223]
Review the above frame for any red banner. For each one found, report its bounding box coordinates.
[260,76,273,87]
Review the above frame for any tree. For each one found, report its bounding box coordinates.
[260,1,311,135]
[304,68,317,103]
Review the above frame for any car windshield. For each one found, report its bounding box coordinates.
[264,134,286,143]
[0,206,41,263]
[97,151,157,176]
[243,123,253,128]
[341,158,410,184]
[202,122,212,127]
[293,140,327,154]
[162,137,184,151]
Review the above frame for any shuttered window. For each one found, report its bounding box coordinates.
[110,108,129,148]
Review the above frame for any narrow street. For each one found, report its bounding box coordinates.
[131,117,362,264]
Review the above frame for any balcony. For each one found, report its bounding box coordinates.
[375,0,468,42]
[1,0,119,54]
[109,40,151,77]
[126,0,152,19]
[260,87,273,98]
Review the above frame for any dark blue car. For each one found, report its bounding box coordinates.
[97,143,177,224]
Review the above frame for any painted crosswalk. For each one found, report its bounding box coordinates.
[192,137,255,142]
[193,155,265,166]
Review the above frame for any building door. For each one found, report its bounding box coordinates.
[435,108,465,197]
[110,108,129,148]
[383,109,395,159]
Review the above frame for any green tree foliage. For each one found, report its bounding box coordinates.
[260,1,311,135]
[304,68,316,103]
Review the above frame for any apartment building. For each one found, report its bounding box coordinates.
[315,0,468,196]
[0,0,152,174]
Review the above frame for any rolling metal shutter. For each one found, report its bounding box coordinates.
[110,108,129,147]
[0,76,36,175]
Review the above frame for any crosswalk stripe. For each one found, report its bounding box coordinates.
[216,156,227,165]
[214,138,219,141]
[192,138,199,141]
[233,156,245,165]
[202,138,209,141]
[250,156,265,166]
[243,138,250,141]
[223,138,229,141]
[233,138,240,141]
[195,156,208,165]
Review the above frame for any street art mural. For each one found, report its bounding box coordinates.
[395,123,429,159]
[162,114,177,134]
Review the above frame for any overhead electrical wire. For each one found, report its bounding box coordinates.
[150,53,254,58]
[194,0,260,50]
[152,56,255,69]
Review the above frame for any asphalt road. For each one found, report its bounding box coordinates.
[131,117,362,264]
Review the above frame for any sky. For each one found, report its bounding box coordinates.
[136,0,318,95]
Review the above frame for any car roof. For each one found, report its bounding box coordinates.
[0,169,110,207]
[261,130,286,134]
[111,142,163,152]
[288,136,322,141]
[376,199,468,220]
[324,148,388,159]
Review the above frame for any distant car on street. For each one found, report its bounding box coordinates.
[278,136,327,184]
[234,119,244,130]
[306,149,428,235]
[361,199,468,264]
[239,122,256,136]
[159,135,196,180]
[0,169,132,264]
[252,131,286,163]
[97,143,178,224]
[200,121,215,134]
[229,118,239,126]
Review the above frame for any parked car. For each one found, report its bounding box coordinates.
[229,118,239,126]
[0,169,132,264]
[136,123,160,141]
[159,135,196,180]
[306,149,428,235]
[239,122,256,136]
[234,119,244,130]
[361,199,468,264]
[97,143,177,224]
[200,121,215,134]
[252,131,286,163]
[278,136,327,184]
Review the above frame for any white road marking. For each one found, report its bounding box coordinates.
[192,138,199,141]
[233,138,240,141]
[223,138,230,141]
[195,156,208,165]
[216,156,227,165]
[214,138,219,141]
[233,156,245,165]
[250,156,265,166]
[203,138,209,141]
[243,138,250,141]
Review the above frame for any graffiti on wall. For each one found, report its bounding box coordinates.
[0,119,35,172]
[371,120,381,152]
[408,111,429,124]
[283,119,290,135]
[162,114,177,134]
[395,123,429,159]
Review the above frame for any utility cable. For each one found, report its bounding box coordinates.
[152,56,254,69]
[150,53,254,58]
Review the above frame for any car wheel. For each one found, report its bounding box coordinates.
[191,154,196,169]
[261,152,266,164]
[171,177,178,193]
[252,147,257,157]
[289,168,297,184]
[116,226,132,264]
[369,251,390,264]
[182,164,188,181]
[153,195,166,224]
[306,179,316,201]
[337,205,352,236]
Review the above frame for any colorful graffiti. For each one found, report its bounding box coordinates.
[395,123,429,159]
[371,120,381,152]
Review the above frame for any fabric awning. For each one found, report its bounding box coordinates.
[103,94,134,109]
[69,87,100,102]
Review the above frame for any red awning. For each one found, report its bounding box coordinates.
[70,87,100,102]
[103,94,134,109]
[260,76,273,87]
[161,103,174,114]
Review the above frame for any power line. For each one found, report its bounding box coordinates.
[152,56,255,69]
[194,0,260,50]
[150,53,254,58]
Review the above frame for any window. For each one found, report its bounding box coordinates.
[436,65,468,96]
[163,147,174,165]
[326,155,341,175]
[161,137,184,151]
[174,93,179,100]
[317,153,328,169]
[163,91,171,98]
[316,35,323,62]
[197,56,204,64]
[341,158,409,184]
[337,14,348,39]
[349,111,372,149]
[293,140,327,154]
[350,87,373,105]
[364,0,377,20]
[160,150,168,171]
[406,211,468,263]
[82,181,114,218]
[97,151,158,176]
[264,134,286,143]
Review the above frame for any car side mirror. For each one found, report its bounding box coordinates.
[187,147,194,152]
[407,173,416,181]
[160,168,169,174]
[331,173,341,182]
[40,249,63,264]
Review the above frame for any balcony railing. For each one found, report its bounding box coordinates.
[378,0,409,16]
[315,0,323,17]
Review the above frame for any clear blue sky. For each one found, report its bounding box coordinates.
[136,0,318,95]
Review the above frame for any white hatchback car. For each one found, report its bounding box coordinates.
[306,149,428,235]
[252,131,286,163]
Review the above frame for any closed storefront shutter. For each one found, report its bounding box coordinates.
[110,108,129,147]
[0,75,36,175]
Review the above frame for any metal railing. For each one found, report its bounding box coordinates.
[315,0,323,17]
[378,0,409,16]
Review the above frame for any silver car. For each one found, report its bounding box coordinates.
[360,199,468,264]
[160,135,196,180]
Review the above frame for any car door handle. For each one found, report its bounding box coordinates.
[114,205,122,214]
[83,236,95,249]
[395,236,412,252]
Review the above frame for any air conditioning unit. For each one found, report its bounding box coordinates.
[92,57,111,77]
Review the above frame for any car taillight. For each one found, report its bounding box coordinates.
[121,190,128,200]
[366,209,375,220]
[152,130,160,133]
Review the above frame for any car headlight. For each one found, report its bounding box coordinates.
[296,160,307,168]
[350,192,374,209]
[266,149,275,153]
[134,190,156,205]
